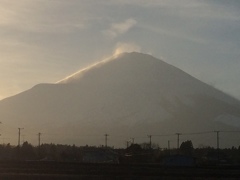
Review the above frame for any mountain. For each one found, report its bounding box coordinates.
[1,52,240,148]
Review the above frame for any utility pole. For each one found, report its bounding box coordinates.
[18,128,24,147]
[38,133,42,147]
[148,135,152,149]
[176,133,181,149]
[215,131,220,149]
[104,134,109,147]
[38,133,42,158]
[168,140,171,155]
[214,131,220,162]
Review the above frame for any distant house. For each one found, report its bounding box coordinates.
[82,148,119,164]
[161,155,196,167]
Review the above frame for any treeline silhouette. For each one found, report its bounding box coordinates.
[0,141,240,165]
[0,142,83,161]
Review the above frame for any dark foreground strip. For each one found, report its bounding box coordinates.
[0,162,239,179]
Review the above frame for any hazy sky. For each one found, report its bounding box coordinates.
[1,0,240,100]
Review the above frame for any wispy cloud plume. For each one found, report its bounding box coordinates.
[104,18,137,38]
[113,42,141,56]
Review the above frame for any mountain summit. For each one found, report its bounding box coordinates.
[0,52,240,147]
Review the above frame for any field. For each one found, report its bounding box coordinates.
[0,161,239,179]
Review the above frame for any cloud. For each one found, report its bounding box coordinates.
[139,24,207,44]
[105,0,205,8]
[0,0,89,33]
[106,0,239,21]
[113,42,141,56]
[105,18,137,38]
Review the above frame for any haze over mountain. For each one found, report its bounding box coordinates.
[1,52,240,148]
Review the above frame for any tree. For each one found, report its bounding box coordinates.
[180,140,193,155]
[127,144,142,154]
[20,141,36,160]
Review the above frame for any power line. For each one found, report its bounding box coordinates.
[182,131,214,135]
[153,133,175,137]
[220,130,240,133]
[2,128,240,148]
[131,136,148,139]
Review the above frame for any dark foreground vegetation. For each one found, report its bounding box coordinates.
[0,141,240,179]
[1,141,240,164]
[0,161,239,179]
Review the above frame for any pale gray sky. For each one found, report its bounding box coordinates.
[1,0,240,100]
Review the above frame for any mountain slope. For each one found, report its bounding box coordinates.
[0,52,240,147]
